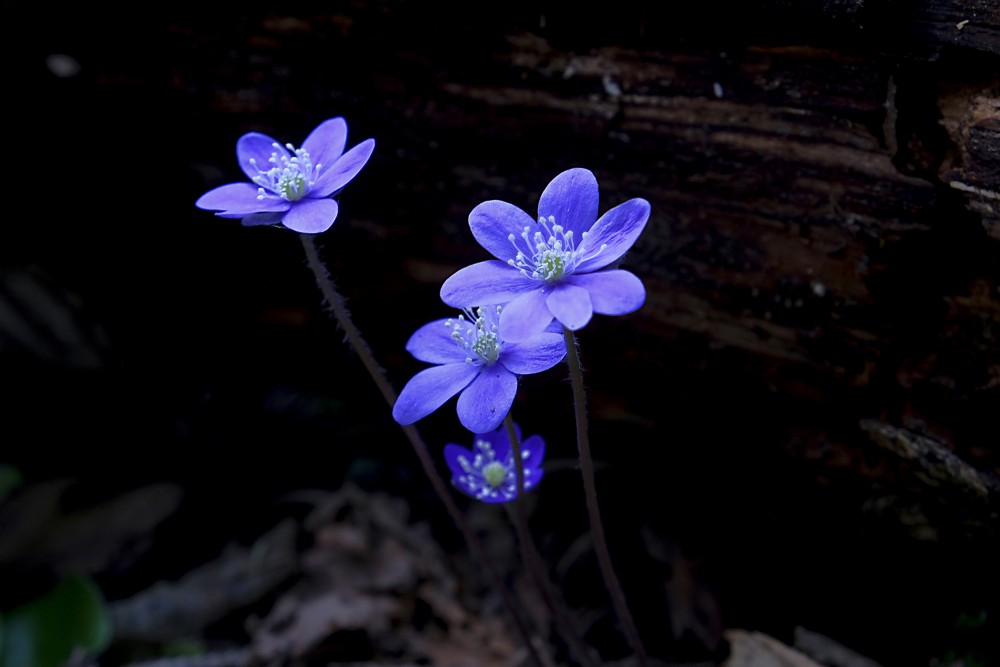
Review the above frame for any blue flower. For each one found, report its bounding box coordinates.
[440,168,649,341]
[444,423,545,503]
[391,306,565,433]
[195,117,375,234]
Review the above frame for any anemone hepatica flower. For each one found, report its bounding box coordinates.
[440,168,649,341]
[444,423,545,503]
[392,306,565,434]
[195,117,375,234]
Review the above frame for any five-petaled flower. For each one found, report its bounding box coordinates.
[392,305,565,433]
[195,117,375,234]
[444,423,545,503]
[440,168,649,341]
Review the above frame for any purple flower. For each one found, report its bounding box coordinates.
[391,305,565,434]
[440,168,649,341]
[444,423,545,503]
[195,117,375,234]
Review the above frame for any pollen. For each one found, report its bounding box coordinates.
[447,306,503,365]
[481,461,509,488]
[506,215,604,283]
[454,439,518,501]
[250,142,321,202]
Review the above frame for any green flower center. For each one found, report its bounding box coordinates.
[448,306,503,366]
[535,248,567,281]
[277,170,309,201]
[507,215,608,283]
[482,461,509,488]
[250,142,320,202]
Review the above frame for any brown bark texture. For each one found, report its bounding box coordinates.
[6,0,1000,664]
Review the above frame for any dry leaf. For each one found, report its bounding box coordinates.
[723,629,824,667]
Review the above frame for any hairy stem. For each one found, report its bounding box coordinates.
[563,327,648,667]
[300,234,543,667]
[504,414,599,667]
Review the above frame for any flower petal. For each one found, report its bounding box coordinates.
[575,198,651,273]
[392,363,480,425]
[566,270,645,315]
[538,168,599,237]
[310,138,376,197]
[237,132,285,183]
[456,365,517,433]
[498,288,554,342]
[520,434,546,489]
[454,477,493,502]
[195,183,290,215]
[524,465,544,490]
[500,331,565,374]
[405,318,470,364]
[479,425,514,462]
[469,200,537,262]
[280,198,339,234]
[546,283,593,331]
[241,212,285,227]
[440,261,538,309]
[301,117,348,169]
[481,490,516,504]
[443,443,474,479]
[520,434,546,471]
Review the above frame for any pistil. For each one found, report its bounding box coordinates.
[446,306,503,365]
[250,142,322,201]
[506,215,607,283]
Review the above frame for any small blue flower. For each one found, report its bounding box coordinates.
[391,305,565,433]
[195,117,375,234]
[440,168,649,341]
[444,423,546,503]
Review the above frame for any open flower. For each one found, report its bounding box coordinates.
[195,117,375,234]
[391,306,565,433]
[440,168,649,341]
[444,423,545,503]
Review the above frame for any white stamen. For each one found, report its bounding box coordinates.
[446,305,503,366]
[455,439,520,500]
[249,141,322,202]
[505,215,605,283]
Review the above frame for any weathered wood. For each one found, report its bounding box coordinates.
[16,0,995,549]
[8,2,1000,663]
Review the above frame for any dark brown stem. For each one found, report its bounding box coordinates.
[503,414,599,667]
[563,327,648,667]
[300,234,543,667]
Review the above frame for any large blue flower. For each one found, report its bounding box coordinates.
[391,306,565,433]
[444,423,545,504]
[195,117,375,234]
[440,168,649,341]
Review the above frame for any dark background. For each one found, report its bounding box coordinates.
[4,2,999,666]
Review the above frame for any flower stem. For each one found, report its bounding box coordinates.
[563,327,648,667]
[299,234,544,667]
[503,414,599,667]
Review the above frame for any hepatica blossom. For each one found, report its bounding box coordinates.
[195,117,375,234]
[392,306,565,434]
[441,168,650,341]
[444,423,545,503]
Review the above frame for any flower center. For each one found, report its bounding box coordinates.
[454,439,519,500]
[506,215,607,284]
[481,461,508,488]
[453,438,538,502]
[446,306,503,365]
[250,142,322,202]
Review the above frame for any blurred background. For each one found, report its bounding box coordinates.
[3,2,999,666]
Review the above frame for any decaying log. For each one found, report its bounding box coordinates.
[10,2,1000,663]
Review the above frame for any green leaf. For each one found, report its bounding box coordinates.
[0,574,112,667]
